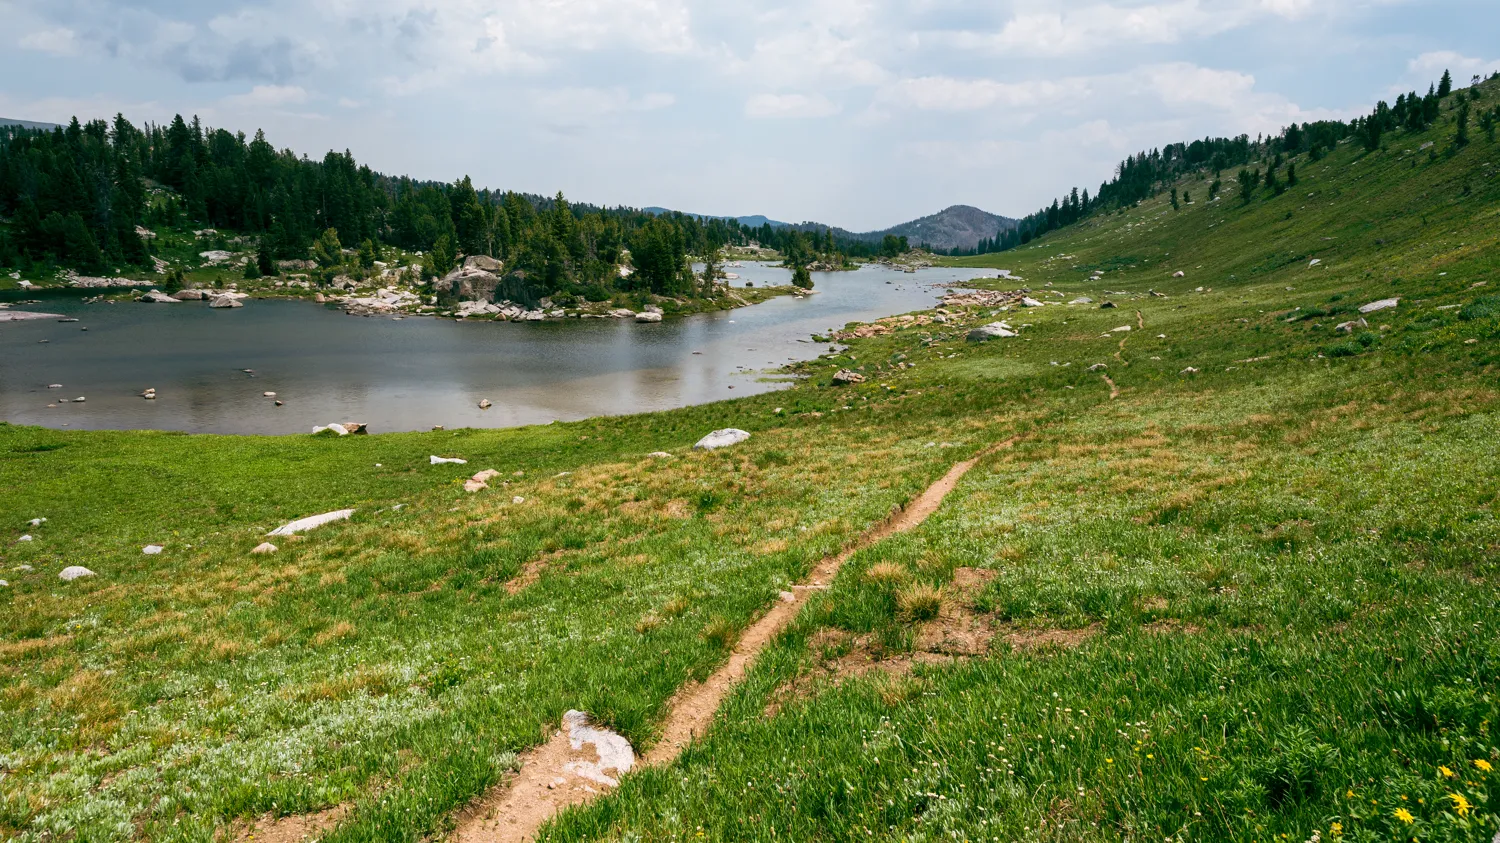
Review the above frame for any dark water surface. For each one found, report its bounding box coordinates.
[1,264,996,434]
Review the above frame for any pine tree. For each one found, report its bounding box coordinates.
[1287,163,1297,187]
[791,263,813,290]
[1438,70,1452,98]
[312,228,343,268]
[1170,187,1179,210]
[1455,99,1471,147]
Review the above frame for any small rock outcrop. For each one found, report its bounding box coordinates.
[252,542,278,555]
[832,369,867,385]
[1359,298,1399,314]
[694,429,751,451]
[635,311,663,323]
[967,322,1018,342]
[59,566,96,582]
[173,289,208,301]
[138,290,179,303]
[268,510,355,536]
[209,295,244,309]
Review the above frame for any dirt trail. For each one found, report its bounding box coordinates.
[1102,374,1120,400]
[451,438,1017,843]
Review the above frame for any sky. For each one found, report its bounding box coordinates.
[2,0,1497,231]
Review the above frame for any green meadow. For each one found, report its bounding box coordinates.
[3,80,1500,842]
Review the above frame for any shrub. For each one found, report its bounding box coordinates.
[896,583,943,621]
[1459,295,1500,321]
[864,562,909,585]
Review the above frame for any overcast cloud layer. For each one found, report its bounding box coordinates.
[3,0,1496,230]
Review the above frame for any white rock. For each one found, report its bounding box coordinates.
[0,580,7,588]
[18,535,32,542]
[263,392,277,397]
[513,496,526,504]
[635,311,663,323]
[268,509,355,536]
[648,452,674,459]
[138,290,179,303]
[464,479,490,493]
[1359,298,1399,314]
[312,424,349,436]
[29,518,46,526]
[1182,367,1200,374]
[479,399,493,409]
[967,322,1017,341]
[142,545,164,555]
[430,456,469,465]
[1308,259,1322,268]
[1069,297,1093,305]
[560,710,635,787]
[252,542,278,555]
[1020,297,1045,307]
[1173,271,1186,278]
[694,429,751,450]
[59,566,96,582]
[47,384,62,389]
[209,295,244,309]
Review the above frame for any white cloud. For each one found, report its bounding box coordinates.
[744,93,841,119]
[880,76,1092,111]
[223,85,310,109]
[18,27,79,56]
[1405,51,1499,89]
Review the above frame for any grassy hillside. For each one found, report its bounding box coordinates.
[2,79,1499,843]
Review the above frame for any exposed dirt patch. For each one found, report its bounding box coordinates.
[1102,374,1120,400]
[764,631,950,717]
[231,804,350,843]
[1001,624,1100,651]
[1144,618,1204,635]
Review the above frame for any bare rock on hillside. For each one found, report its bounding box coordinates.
[138,290,179,303]
[209,295,244,309]
[1336,318,1369,333]
[59,566,96,582]
[268,509,355,536]
[440,265,503,301]
[694,429,751,451]
[463,255,503,272]
[635,311,663,323]
[1359,298,1399,314]
[252,542,278,555]
[464,479,490,493]
[473,469,502,483]
[142,545,164,555]
[967,322,1017,342]
[431,456,468,465]
[173,289,208,301]
[832,369,867,385]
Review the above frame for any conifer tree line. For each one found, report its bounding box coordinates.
[0,113,866,301]
[964,69,1499,257]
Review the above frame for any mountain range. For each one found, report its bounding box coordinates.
[0,118,61,131]
[645,204,1016,253]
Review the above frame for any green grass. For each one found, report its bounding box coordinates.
[3,81,1500,842]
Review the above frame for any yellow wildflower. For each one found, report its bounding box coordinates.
[1448,793,1472,817]
[1440,766,1456,779]
[1475,759,1493,773]
[1393,808,1415,824]
[1329,822,1343,837]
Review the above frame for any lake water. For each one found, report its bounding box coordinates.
[1,263,997,435]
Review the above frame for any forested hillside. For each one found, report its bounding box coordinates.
[981,68,1500,255]
[0,115,855,301]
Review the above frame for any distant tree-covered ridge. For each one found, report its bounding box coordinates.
[972,69,1500,256]
[0,114,870,302]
